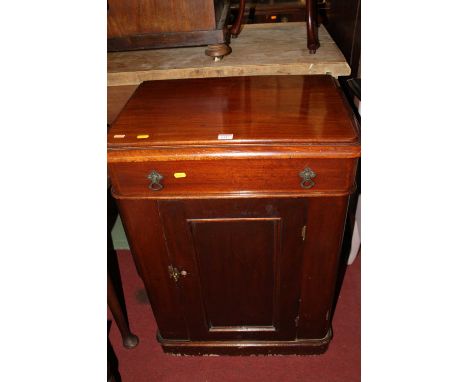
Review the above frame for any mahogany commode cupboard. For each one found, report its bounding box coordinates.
[107,75,360,355]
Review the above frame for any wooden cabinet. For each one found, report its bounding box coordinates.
[107,0,246,60]
[108,75,360,355]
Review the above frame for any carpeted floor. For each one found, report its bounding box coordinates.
[108,250,360,382]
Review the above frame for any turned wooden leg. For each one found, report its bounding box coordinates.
[230,0,246,38]
[205,43,232,62]
[108,272,139,349]
[306,0,320,53]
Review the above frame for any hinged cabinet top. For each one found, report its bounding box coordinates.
[108,75,360,154]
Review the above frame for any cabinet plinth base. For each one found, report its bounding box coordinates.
[157,329,332,356]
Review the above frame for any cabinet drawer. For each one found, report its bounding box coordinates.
[109,158,357,198]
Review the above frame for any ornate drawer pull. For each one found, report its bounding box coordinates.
[147,170,164,191]
[299,167,317,189]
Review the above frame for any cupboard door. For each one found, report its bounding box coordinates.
[158,198,308,341]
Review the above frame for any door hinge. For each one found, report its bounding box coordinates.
[168,265,188,283]
[294,315,300,327]
[301,225,307,241]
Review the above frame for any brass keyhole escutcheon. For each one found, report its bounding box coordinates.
[147,170,164,191]
[299,167,317,189]
[168,265,188,282]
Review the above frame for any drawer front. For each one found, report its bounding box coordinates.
[109,158,357,198]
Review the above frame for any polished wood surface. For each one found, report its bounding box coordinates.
[306,0,320,53]
[108,30,226,52]
[108,75,360,355]
[108,145,360,163]
[158,333,331,355]
[107,85,137,125]
[191,218,278,327]
[109,158,358,199]
[230,0,246,36]
[116,195,349,354]
[297,195,349,338]
[107,0,240,57]
[158,199,307,341]
[108,0,216,37]
[108,75,359,149]
[107,273,139,349]
[117,199,188,339]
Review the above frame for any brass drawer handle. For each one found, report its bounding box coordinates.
[147,170,164,191]
[299,167,316,189]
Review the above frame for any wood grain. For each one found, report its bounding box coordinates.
[108,76,359,149]
[107,22,350,86]
[306,0,320,52]
[157,198,307,341]
[108,30,226,52]
[116,198,188,339]
[108,74,360,355]
[108,158,358,199]
[107,85,137,125]
[107,145,361,163]
[158,332,331,355]
[107,0,216,37]
[297,195,350,339]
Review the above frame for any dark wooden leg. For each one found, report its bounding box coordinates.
[205,0,244,61]
[108,272,139,349]
[229,0,246,38]
[108,185,139,349]
[108,321,121,382]
[108,359,116,382]
[205,43,232,62]
[306,0,320,53]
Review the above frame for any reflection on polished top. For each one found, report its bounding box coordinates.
[108,75,359,149]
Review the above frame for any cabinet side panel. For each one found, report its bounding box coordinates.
[298,195,350,339]
[107,0,216,37]
[116,198,188,339]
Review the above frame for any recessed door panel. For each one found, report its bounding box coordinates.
[189,218,279,330]
[158,198,307,341]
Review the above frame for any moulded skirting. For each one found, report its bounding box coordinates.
[157,329,332,356]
